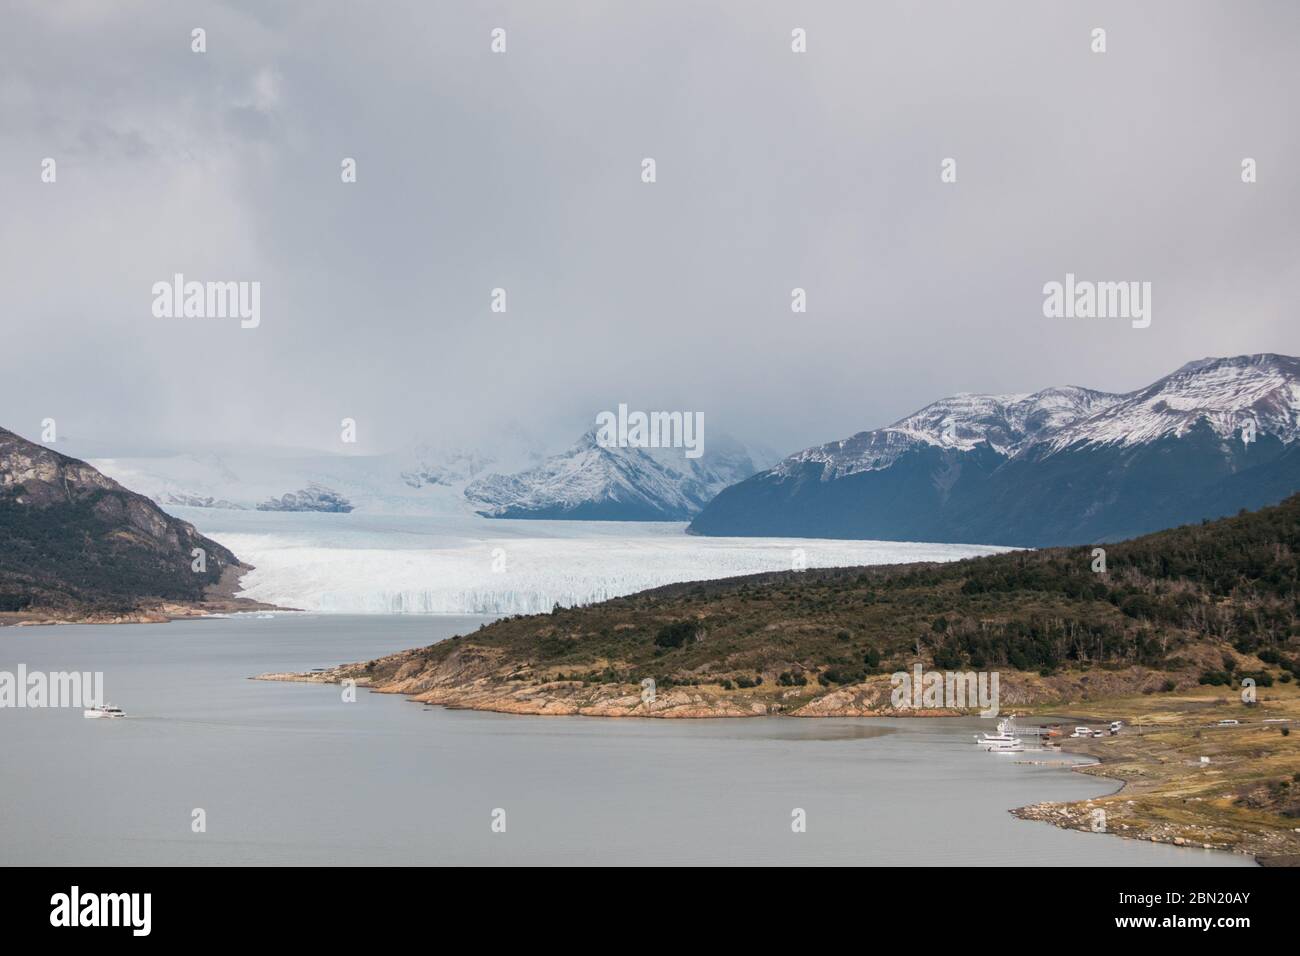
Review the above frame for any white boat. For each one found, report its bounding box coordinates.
[974,717,1017,744]
[974,718,1023,751]
[83,703,126,719]
[979,738,1024,752]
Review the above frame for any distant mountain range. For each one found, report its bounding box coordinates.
[81,427,774,523]
[465,429,772,521]
[0,427,248,620]
[51,353,1300,545]
[84,441,542,517]
[689,354,1300,546]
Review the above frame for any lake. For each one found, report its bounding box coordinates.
[0,614,1253,866]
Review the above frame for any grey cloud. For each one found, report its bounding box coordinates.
[1,0,1297,459]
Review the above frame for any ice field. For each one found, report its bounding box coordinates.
[180,509,1013,616]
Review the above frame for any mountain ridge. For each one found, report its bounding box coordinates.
[690,354,1300,546]
[0,427,262,622]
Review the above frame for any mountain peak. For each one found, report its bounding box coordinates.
[1046,353,1300,452]
[465,428,765,521]
[779,354,1300,479]
[781,383,1124,479]
[1174,352,1295,375]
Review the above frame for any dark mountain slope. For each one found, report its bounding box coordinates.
[0,427,248,619]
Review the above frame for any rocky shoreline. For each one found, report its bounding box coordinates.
[0,566,286,627]
[1008,711,1300,866]
[251,635,1214,719]
[253,661,1000,719]
[1011,796,1248,857]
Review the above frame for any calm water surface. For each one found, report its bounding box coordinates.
[0,615,1252,866]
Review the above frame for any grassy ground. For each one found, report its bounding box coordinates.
[1013,685,1300,865]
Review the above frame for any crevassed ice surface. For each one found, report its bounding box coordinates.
[182,509,1011,615]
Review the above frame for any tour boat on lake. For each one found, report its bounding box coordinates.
[83,704,126,719]
[974,718,1024,752]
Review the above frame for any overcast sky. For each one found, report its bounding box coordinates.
[3,0,1298,459]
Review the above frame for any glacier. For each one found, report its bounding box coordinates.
[177,509,1011,616]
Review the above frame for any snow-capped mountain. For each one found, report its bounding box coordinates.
[1042,354,1300,452]
[780,386,1123,480]
[466,429,772,520]
[690,354,1300,546]
[78,421,763,523]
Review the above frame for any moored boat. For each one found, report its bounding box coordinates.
[979,738,1024,753]
[974,717,1024,752]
